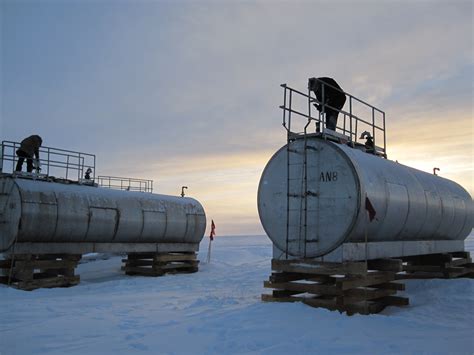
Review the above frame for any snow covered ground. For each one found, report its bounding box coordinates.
[1,234,473,355]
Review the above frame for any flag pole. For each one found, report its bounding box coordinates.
[206,237,212,263]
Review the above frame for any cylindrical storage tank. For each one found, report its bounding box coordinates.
[0,177,206,252]
[258,138,473,258]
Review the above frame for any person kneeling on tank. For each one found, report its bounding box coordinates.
[308,77,346,131]
[360,131,375,154]
[15,134,43,173]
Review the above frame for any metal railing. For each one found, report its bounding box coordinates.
[280,79,387,157]
[97,175,153,193]
[0,141,96,182]
[281,80,387,258]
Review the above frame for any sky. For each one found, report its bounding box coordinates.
[1,0,473,235]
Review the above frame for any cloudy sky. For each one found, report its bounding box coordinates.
[1,0,472,235]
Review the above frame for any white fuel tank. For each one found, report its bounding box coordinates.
[258,138,473,258]
[0,176,206,253]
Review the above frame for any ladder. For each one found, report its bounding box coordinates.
[284,90,321,258]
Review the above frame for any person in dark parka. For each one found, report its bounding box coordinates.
[360,131,375,153]
[308,77,346,131]
[15,135,43,173]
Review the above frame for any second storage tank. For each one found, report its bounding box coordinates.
[258,138,473,258]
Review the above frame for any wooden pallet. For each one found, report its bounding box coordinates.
[397,251,474,279]
[262,259,408,315]
[263,251,472,315]
[0,254,81,291]
[122,252,199,276]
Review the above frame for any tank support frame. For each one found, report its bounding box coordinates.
[122,252,199,276]
[262,251,473,315]
[0,254,81,291]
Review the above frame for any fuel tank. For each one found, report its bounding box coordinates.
[258,138,473,258]
[0,176,206,252]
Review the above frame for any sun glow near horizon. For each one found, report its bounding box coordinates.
[134,150,276,236]
[388,113,473,196]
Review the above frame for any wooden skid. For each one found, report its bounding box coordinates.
[0,254,81,291]
[122,252,199,277]
[16,276,80,291]
[336,272,396,290]
[264,258,407,315]
[271,259,367,276]
[397,252,473,280]
[263,251,472,315]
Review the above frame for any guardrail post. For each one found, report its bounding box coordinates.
[0,142,4,174]
[321,84,325,126]
[372,107,376,147]
[47,148,50,176]
[383,111,387,157]
[349,97,353,142]
[66,155,70,180]
[282,85,287,128]
[288,90,292,132]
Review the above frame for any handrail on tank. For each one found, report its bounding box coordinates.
[0,140,96,182]
[280,80,387,158]
[97,175,153,193]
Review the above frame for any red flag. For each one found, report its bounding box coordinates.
[209,220,216,241]
[365,197,376,222]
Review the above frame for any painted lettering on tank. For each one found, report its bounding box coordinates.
[319,171,338,182]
